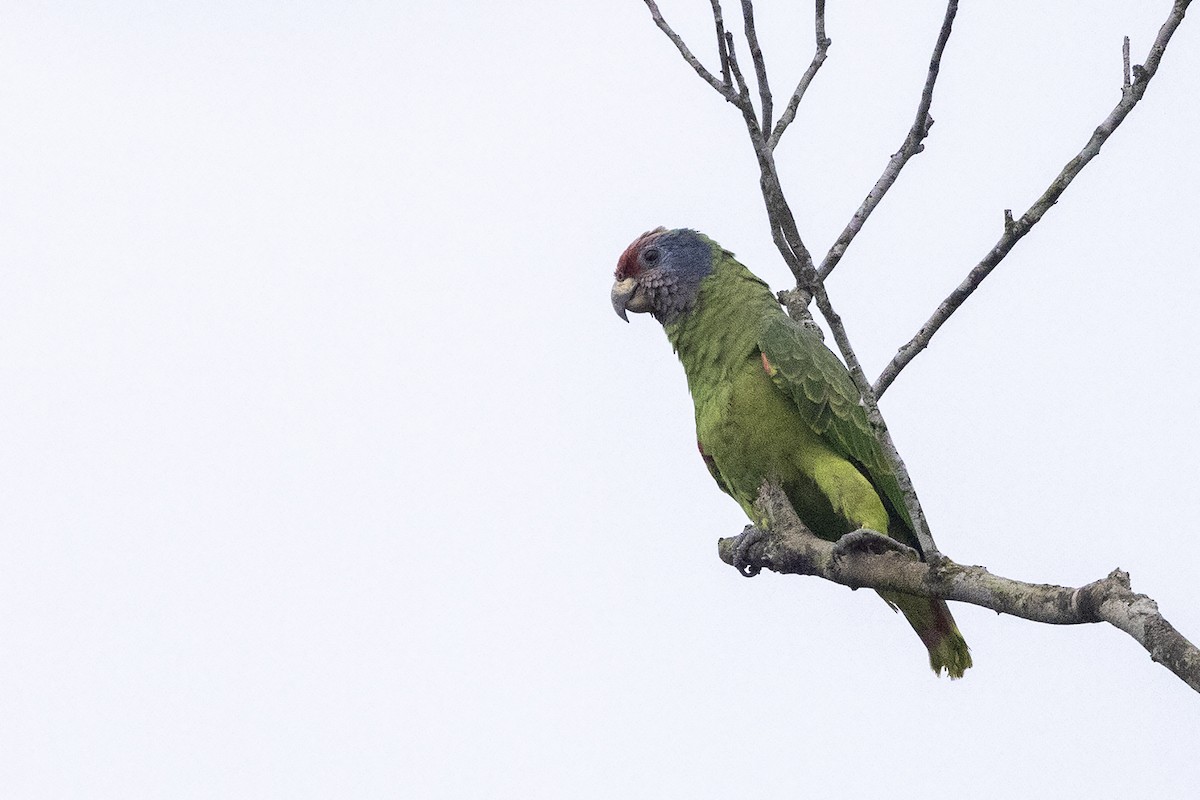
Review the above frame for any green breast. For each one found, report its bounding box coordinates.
[664,250,853,537]
[694,355,851,536]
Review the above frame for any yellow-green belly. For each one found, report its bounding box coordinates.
[695,357,890,538]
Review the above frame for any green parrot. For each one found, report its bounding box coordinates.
[611,227,971,678]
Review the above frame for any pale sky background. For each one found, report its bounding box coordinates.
[3,2,1200,797]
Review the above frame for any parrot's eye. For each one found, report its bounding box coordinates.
[643,247,661,265]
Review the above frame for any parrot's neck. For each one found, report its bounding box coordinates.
[664,255,779,402]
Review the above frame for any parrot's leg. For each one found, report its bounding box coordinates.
[832,528,919,560]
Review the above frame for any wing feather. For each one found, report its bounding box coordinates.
[758,313,914,531]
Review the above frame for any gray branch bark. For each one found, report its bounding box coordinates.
[819,0,958,281]
[873,0,1193,396]
[719,484,1200,694]
[768,0,828,150]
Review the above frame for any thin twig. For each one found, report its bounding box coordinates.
[768,0,830,150]
[1123,35,1132,88]
[873,0,1193,397]
[740,1,773,133]
[819,0,959,280]
[717,483,1200,693]
[723,32,751,105]
[711,0,731,88]
[642,0,734,101]
[723,32,763,136]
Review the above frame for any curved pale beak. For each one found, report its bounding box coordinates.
[611,277,652,322]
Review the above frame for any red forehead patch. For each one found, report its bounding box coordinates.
[615,227,667,279]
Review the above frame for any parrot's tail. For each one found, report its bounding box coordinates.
[879,591,973,679]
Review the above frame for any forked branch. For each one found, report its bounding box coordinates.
[819,0,959,280]
[768,0,829,149]
[643,0,733,100]
[874,0,1194,396]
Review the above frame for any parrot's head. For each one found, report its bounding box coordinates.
[611,227,714,325]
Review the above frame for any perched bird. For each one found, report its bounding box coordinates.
[611,227,971,678]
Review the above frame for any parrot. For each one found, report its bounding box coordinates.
[610,227,971,678]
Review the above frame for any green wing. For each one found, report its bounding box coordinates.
[757,312,914,533]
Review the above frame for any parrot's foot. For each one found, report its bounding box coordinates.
[731,525,766,577]
[833,528,918,561]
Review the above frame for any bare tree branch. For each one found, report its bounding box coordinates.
[739,1,773,133]
[718,483,1200,693]
[873,0,1193,397]
[809,282,941,556]
[819,0,959,280]
[710,0,732,88]
[768,0,830,150]
[755,148,814,282]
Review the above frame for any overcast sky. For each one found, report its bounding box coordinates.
[3,2,1199,797]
